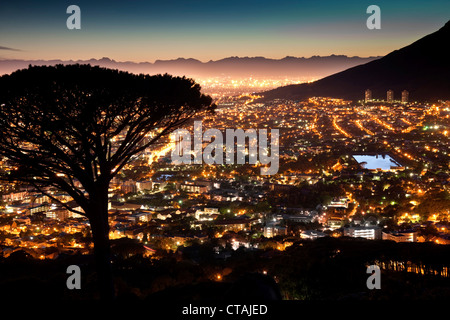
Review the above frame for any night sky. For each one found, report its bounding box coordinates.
[0,0,449,61]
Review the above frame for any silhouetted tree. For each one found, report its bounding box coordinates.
[0,64,214,299]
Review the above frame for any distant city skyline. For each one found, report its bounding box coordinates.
[0,0,449,62]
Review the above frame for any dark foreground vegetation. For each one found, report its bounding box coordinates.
[1,237,449,302]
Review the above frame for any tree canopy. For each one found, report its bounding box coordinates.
[0,64,215,299]
[0,64,214,217]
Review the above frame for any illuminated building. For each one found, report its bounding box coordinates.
[136,180,153,192]
[263,224,287,238]
[195,207,219,221]
[344,225,382,240]
[214,218,254,232]
[387,89,394,103]
[300,230,327,240]
[402,90,409,104]
[365,89,372,103]
[120,179,137,194]
[328,197,350,209]
[128,211,153,223]
[327,217,344,230]
[181,182,210,193]
[382,230,417,242]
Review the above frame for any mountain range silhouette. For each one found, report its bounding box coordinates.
[0,55,379,79]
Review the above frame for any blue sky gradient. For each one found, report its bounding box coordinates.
[0,0,448,61]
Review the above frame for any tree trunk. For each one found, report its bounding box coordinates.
[87,187,115,300]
